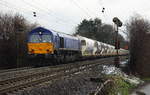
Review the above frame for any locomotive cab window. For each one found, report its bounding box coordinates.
[42,35,52,42]
[29,34,52,43]
[29,35,41,43]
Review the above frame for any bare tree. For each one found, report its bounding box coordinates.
[126,14,150,75]
[0,13,38,68]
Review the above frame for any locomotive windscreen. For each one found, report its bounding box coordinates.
[29,34,52,43]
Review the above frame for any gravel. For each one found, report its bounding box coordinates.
[7,57,128,95]
[8,65,105,95]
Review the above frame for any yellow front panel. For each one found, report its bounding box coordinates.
[28,43,54,54]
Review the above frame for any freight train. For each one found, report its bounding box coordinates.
[27,27,128,65]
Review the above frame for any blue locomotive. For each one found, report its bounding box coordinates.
[28,27,81,63]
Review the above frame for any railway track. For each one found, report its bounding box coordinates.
[0,57,127,95]
[0,67,33,74]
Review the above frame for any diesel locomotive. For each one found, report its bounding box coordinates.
[27,27,128,65]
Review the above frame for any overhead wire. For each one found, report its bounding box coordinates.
[72,0,98,17]
[1,0,95,24]
[31,0,79,24]
[0,0,77,27]
[0,0,32,14]
[69,0,93,18]
[0,0,80,34]
[98,0,110,24]
[0,0,59,29]
[84,7,98,17]
[0,0,104,33]
[22,0,78,25]
[21,0,83,33]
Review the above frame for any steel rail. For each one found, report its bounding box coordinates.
[0,59,113,94]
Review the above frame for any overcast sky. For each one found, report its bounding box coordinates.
[0,0,150,34]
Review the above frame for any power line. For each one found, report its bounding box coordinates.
[21,0,66,22]
[0,1,74,34]
[32,0,79,24]
[22,0,78,25]
[0,0,32,13]
[84,7,98,17]
[0,0,77,26]
[0,1,67,30]
[72,0,98,17]
[70,0,93,18]
[0,0,82,34]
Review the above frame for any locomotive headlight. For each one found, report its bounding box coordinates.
[46,49,51,53]
[39,31,43,35]
[30,49,34,53]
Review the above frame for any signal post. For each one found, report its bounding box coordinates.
[113,17,122,67]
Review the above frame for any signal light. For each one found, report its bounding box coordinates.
[113,17,122,27]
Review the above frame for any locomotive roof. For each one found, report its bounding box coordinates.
[29,27,52,34]
[30,27,78,40]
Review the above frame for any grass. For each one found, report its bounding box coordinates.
[105,75,136,95]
